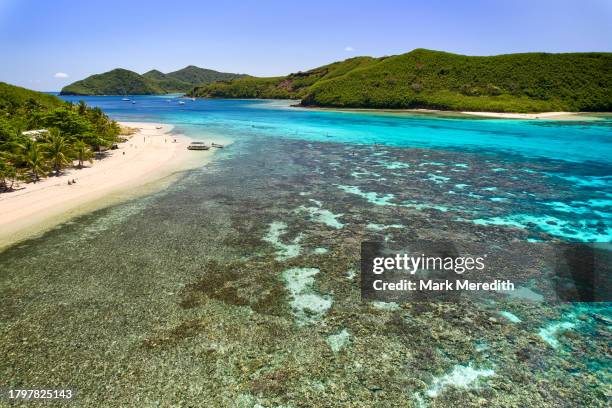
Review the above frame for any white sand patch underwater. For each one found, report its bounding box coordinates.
[296,205,344,229]
[497,284,544,302]
[425,364,495,398]
[538,321,576,348]
[382,161,410,169]
[472,214,612,241]
[282,267,332,325]
[327,329,351,353]
[427,174,451,184]
[366,223,404,231]
[263,221,303,260]
[370,301,400,311]
[499,310,522,323]
[337,185,396,206]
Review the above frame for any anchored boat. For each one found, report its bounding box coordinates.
[187,142,210,150]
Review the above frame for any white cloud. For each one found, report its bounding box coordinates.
[53,72,69,78]
[344,46,355,52]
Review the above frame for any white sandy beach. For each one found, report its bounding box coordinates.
[299,105,604,120]
[0,122,226,249]
[459,111,585,119]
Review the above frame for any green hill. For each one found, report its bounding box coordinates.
[61,66,246,95]
[142,69,167,81]
[189,57,378,99]
[0,82,64,110]
[189,49,612,112]
[0,82,119,145]
[166,65,245,85]
[142,69,196,94]
[60,69,163,95]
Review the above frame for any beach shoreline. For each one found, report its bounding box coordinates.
[0,122,225,250]
[290,103,608,120]
[459,111,590,120]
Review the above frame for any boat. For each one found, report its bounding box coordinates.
[178,101,185,105]
[187,142,210,150]
[122,97,130,101]
[211,143,224,148]
[132,101,136,104]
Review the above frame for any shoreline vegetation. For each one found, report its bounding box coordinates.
[188,48,612,113]
[1,82,122,191]
[0,121,224,250]
[0,83,227,249]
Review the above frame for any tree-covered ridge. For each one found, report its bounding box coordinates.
[189,49,612,112]
[0,82,121,190]
[0,82,64,109]
[165,65,246,85]
[61,66,247,95]
[61,69,163,95]
[188,57,379,99]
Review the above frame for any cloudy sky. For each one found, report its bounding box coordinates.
[1,0,611,91]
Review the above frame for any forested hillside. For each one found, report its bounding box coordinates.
[189,49,612,112]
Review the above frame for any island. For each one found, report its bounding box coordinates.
[187,48,612,113]
[60,65,247,95]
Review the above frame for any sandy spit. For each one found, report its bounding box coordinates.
[0,122,228,250]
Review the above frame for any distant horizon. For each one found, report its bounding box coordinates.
[1,0,611,91]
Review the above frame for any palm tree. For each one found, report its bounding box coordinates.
[43,132,73,175]
[0,155,19,191]
[77,100,87,115]
[73,139,93,168]
[24,143,47,182]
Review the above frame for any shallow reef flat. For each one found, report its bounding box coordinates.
[0,137,610,407]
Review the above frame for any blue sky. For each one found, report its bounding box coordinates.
[1,0,611,91]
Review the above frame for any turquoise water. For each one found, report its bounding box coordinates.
[1,95,609,405]
[62,96,612,164]
[60,95,612,242]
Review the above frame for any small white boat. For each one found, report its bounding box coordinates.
[178,101,185,105]
[122,97,130,101]
[211,143,224,148]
